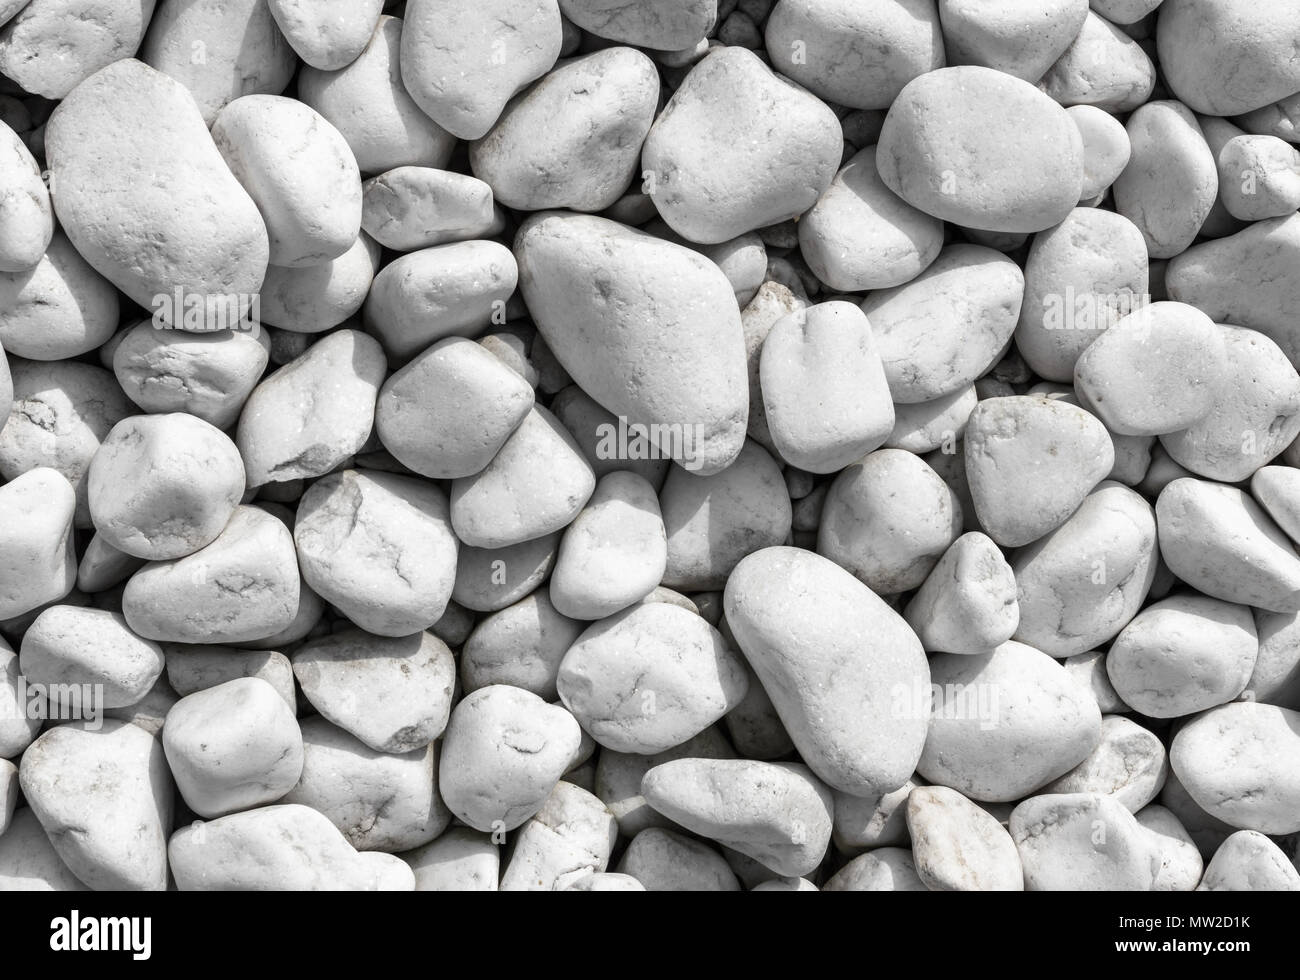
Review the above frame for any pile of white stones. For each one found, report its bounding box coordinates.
[0,0,1298,892]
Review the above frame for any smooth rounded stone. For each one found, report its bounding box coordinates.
[376,338,534,481]
[551,385,670,489]
[550,472,666,620]
[1107,595,1257,718]
[452,533,559,613]
[595,726,735,839]
[163,677,303,819]
[165,646,295,710]
[566,872,646,891]
[402,0,562,141]
[1073,302,1225,437]
[906,785,1024,891]
[470,47,658,212]
[1218,135,1300,221]
[657,441,791,590]
[920,641,1102,802]
[121,505,299,643]
[1163,328,1300,482]
[936,0,1086,83]
[88,414,244,561]
[0,0,153,99]
[616,828,740,891]
[964,395,1114,547]
[267,0,384,71]
[886,386,978,453]
[236,330,386,487]
[640,759,832,878]
[1012,482,1158,657]
[903,532,1018,655]
[499,781,618,891]
[0,468,75,620]
[0,641,39,758]
[0,119,51,271]
[450,406,595,549]
[20,606,163,710]
[1167,216,1300,365]
[403,827,499,891]
[292,630,455,754]
[1042,715,1168,812]
[557,603,747,754]
[860,245,1024,404]
[798,146,943,292]
[823,848,928,891]
[141,0,295,123]
[760,302,893,473]
[724,547,930,797]
[298,16,455,175]
[1015,208,1149,382]
[1112,101,1218,259]
[831,779,916,854]
[877,66,1083,233]
[516,212,748,475]
[460,590,581,701]
[45,60,266,327]
[1010,793,1159,890]
[1198,830,1300,891]
[1038,11,1155,112]
[19,720,172,891]
[765,0,943,109]
[560,0,714,48]
[1068,105,1131,200]
[1135,805,1203,892]
[1157,479,1300,614]
[362,168,497,251]
[211,95,360,268]
[0,231,118,361]
[283,716,448,853]
[363,241,518,362]
[259,234,379,333]
[641,46,841,244]
[1157,0,1300,116]
[1170,702,1300,834]
[818,448,961,593]
[438,685,582,832]
[1240,609,1300,709]
[1063,650,1124,713]
[170,804,414,891]
[294,470,457,636]
[0,807,88,891]
[112,321,270,430]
